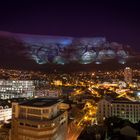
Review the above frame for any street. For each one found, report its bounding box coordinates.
[67,121,84,140]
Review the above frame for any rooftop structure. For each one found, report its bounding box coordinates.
[20,98,62,107]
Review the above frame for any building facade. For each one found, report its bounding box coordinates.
[11,98,68,140]
[97,98,140,123]
[35,89,62,98]
[0,80,35,99]
[0,104,11,123]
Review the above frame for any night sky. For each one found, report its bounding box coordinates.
[0,0,140,52]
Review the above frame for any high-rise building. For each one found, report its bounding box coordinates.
[11,98,68,140]
[124,67,132,84]
[97,98,140,124]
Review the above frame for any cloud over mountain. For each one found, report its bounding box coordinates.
[0,31,138,71]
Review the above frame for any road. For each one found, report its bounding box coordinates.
[67,121,84,140]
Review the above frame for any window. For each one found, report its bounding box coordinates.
[20,107,26,113]
[25,123,32,127]
[117,104,119,107]
[43,109,49,113]
[31,125,38,128]
[19,122,24,126]
[27,109,41,115]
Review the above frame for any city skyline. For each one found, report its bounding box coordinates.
[0,1,140,140]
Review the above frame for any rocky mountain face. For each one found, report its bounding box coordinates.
[0,31,134,67]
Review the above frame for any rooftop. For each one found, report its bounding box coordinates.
[20,98,62,107]
[104,97,140,104]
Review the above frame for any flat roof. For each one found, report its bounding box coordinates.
[112,100,140,104]
[20,98,62,107]
[103,97,140,104]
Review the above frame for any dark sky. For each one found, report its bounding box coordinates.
[0,0,140,51]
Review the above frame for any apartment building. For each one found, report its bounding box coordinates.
[0,80,35,99]
[97,97,140,123]
[11,98,68,140]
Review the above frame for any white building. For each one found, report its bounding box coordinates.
[0,104,11,123]
[97,97,140,123]
[11,98,68,140]
[0,80,35,99]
